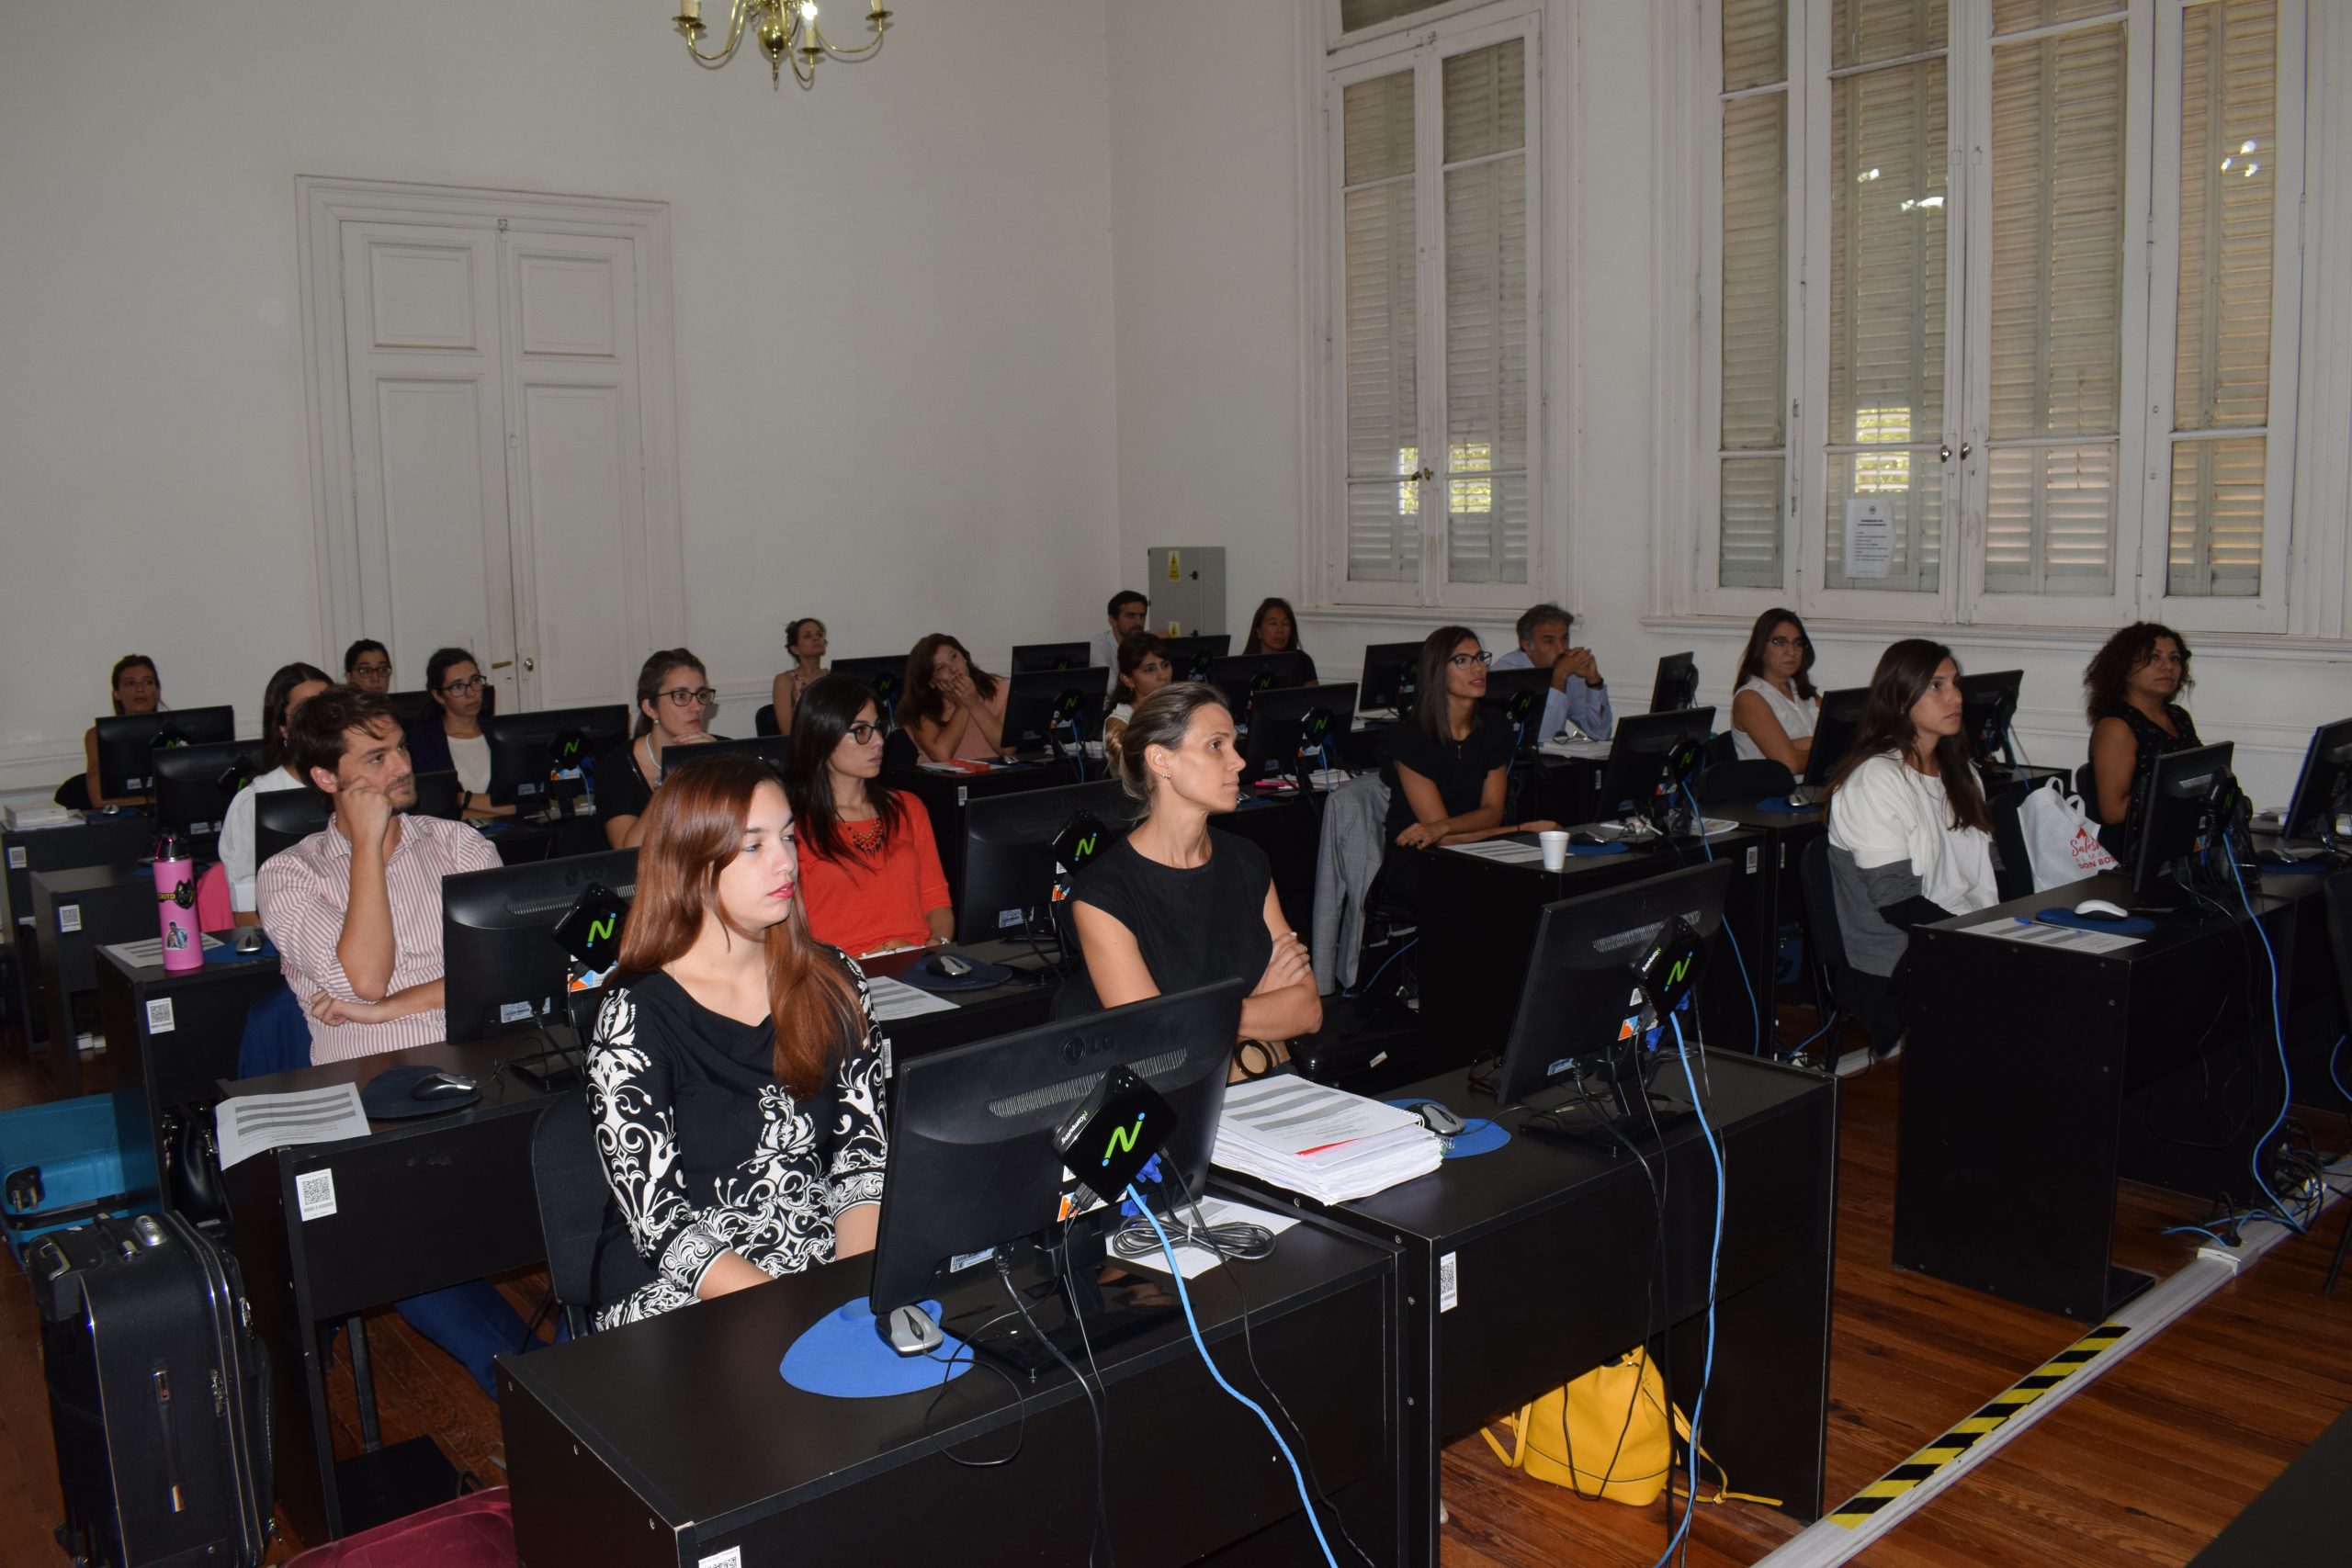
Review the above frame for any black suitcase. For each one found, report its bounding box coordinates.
[28,1211,273,1568]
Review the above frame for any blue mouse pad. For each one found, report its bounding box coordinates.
[781,1296,969,1398]
[204,935,277,966]
[1754,795,1817,815]
[2032,908,2156,937]
[1566,840,1629,857]
[2256,858,2331,876]
[895,959,1014,993]
[1385,1100,1510,1158]
[359,1064,482,1119]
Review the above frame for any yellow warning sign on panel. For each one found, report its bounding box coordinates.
[1167,550,1182,581]
[1826,1323,2131,1529]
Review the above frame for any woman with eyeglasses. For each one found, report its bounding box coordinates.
[602,649,722,851]
[404,648,514,822]
[1378,626,1557,908]
[1729,607,1822,772]
[784,676,953,956]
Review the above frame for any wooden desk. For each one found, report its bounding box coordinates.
[500,1209,1404,1567]
[1237,1052,1838,1565]
[1896,869,2328,1319]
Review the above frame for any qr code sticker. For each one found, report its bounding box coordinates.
[58,905,83,933]
[1439,1250,1460,1313]
[296,1168,338,1222]
[145,998,176,1034]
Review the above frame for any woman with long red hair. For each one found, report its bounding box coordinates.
[585,752,888,1327]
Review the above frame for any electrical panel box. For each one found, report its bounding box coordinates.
[1143,547,1226,638]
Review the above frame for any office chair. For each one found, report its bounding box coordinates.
[1986,780,2037,903]
[1794,834,1853,1066]
[2324,871,2352,1295]
[755,704,780,738]
[1691,758,1795,807]
[882,728,919,771]
[531,1092,621,1339]
[1699,731,1737,771]
[2075,761,2102,818]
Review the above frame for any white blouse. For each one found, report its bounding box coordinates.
[1731,677,1819,763]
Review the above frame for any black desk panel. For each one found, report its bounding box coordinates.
[3,813,156,1049]
[99,945,285,1208]
[31,863,158,1097]
[501,1216,1403,1567]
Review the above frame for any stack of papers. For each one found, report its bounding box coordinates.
[1539,738,1612,760]
[214,1084,372,1170]
[3,802,79,830]
[1445,839,1544,864]
[1212,1077,1442,1203]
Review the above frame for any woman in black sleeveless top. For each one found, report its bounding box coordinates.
[2083,623,2200,862]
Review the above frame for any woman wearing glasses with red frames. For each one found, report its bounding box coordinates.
[602,649,723,850]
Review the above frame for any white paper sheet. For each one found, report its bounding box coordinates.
[863,974,962,1021]
[1444,840,1545,864]
[213,1083,371,1170]
[1843,497,1894,580]
[1964,917,2144,954]
[104,933,227,967]
[1117,1197,1304,1280]
[1538,739,1613,760]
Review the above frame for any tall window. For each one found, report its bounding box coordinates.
[1697,0,2302,630]
[1319,6,1544,611]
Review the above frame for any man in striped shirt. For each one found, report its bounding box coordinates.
[258,687,502,1063]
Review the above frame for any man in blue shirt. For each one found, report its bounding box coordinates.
[1489,604,1613,739]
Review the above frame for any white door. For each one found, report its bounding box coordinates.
[339,221,526,710]
[309,179,682,721]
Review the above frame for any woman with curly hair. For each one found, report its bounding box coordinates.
[2082,623,2199,859]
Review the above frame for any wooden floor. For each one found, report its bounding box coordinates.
[1,1013,2346,1566]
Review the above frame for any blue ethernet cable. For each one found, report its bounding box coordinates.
[2224,850,2303,1232]
[1126,1183,1340,1568]
[1652,1012,1725,1568]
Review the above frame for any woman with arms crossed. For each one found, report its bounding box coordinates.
[585,752,888,1326]
[2081,622,2200,862]
[1060,683,1320,1080]
[1728,607,1822,773]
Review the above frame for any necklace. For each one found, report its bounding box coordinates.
[845,816,886,854]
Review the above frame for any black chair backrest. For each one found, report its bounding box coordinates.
[255,790,333,867]
[1797,832,1849,976]
[531,1092,616,1338]
[1693,758,1796,807]
[2075,762,2100,818]
[755,704,780,738]
[1700,731,1738,772]
[1987,781,2036,903]
[882,728,920,772]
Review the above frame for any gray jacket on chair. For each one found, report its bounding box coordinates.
[1311,773,1392,993]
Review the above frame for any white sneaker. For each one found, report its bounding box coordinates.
[1439,1499,1450,1526]
[1834,1046,1873,1079]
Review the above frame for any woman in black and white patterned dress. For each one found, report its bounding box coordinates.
[585,751,888,1328]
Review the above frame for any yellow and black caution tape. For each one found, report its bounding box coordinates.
[1827,1323,2131,1529]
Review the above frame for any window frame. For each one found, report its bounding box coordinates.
[1307,1,1550,615]
[1679,0,2309,637]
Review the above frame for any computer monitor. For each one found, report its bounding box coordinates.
[441,849,639,1043]
[829,656,909,726]
[1002,670,1106,757]
[1356,641,1423,716]
[1647,653,1700,715]
[1958,671,2023,770]
[482,705,631,809]
[93,706,236,799]
[1159,635,1229,683]
[1478,667,1555,750]
[954,779,1137,943]
[152,740,266,846]
[867,981,1247,1338]
[2130,741,2235,900]
[1205,652,1315,726]
[1593,706,1717,823]
[1009,641,1095,675]
[388,686,493,730]
[254,790,332,869]
[1492,861,1735,1139]
[1801,687,1869,787]
[660,735,793,782]
[2281,717,2352,849]
[1243,683,1358,784]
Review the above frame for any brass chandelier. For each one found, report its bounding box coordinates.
[673,1,894,89]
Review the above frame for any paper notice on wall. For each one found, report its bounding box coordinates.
[1843,498,1894,580]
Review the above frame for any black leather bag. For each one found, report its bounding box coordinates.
[30,1212,273,1568]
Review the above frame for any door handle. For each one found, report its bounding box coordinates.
[1960,442,1973,460]
[491,660,514,671]
[1939,444,1952,463]
[523,657,536,672]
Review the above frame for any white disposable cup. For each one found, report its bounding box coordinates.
[1538,829,1570,871]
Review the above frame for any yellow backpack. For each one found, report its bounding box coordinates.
[1478,1348,1779,1509]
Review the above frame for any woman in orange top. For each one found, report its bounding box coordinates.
[784,676,953,956]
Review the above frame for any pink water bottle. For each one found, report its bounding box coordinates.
[153,830,203,973]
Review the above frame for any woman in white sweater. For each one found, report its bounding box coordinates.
[1824,638,1999,1073]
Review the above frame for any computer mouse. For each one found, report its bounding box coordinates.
[410,1070,479,1101]
[1570,830,1611,847]
[2073,898,2131,921]
[926,953,975,979]
[879,1303,944,1357]
[232,926,266,955]
[1411,1100,1465,1138]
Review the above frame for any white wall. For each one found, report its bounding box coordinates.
[1105,0,2351,806]
[0,0,1120,795]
